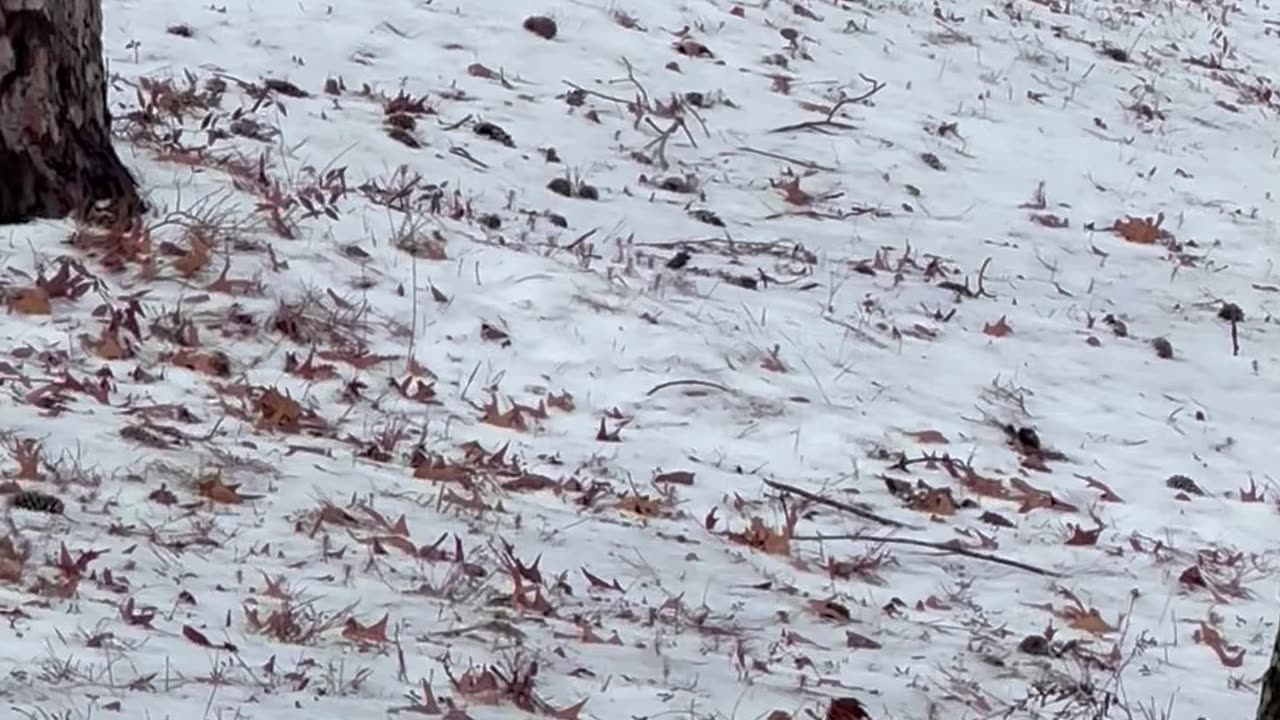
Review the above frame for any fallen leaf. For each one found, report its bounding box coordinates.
[1065,524,1101,546]
[1064,606,1115,635]
[908,487,957,516]
[342,613,390,645]
[173,233,212,277]
[776,176,813,206]
[1194,621,1245,667]
[846,630,882,649]
[9,287,51,315]
[905,429,949,444]
[197,473,260,504]
[826,698,871,720]
[654,470,695,485]
[983,315,1013,337]
[1112,214,1165,244]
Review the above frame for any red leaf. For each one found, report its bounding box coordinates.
[1065,525,1101,546]
[983,316,1013,337]
[581,568,624,592]
[183,625,214,647]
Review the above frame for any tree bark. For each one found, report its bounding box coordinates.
[0,0,141,225]
[1260,619,1280,720]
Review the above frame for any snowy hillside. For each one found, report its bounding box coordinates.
[0,0,1277,717]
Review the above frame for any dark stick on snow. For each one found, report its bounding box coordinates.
[762,479,914,529]
[791,532,1061,577]
[645,379,732,396]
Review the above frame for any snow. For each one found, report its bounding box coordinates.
[0,0,1277,717]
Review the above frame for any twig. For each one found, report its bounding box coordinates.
[619,57,652,127]
[762,479,914,529]
[643,117,689,169]
[769,75,886,134]
[439,114,473,131]
[737,146,836,171]
[645,379,732,396]
[792,532,1061,577]
[936,257,994,299]
[562,81,631,106]
[449,146,489,169]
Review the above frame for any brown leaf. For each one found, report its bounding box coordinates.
[905,429,949,444]
[1239,477,1265,503]
[1031,213,1070,228]
[826,698,871,720]
[9,287,51,315]
[725,516,791,555]
[1112,214,1165,244]
[1064,524,1101,546]
[595,416,623,442]
[983,315,1013,337]
[654,470,695,485]
[908,487,956,516]
[173,233,212,277]
[979,510,1015,528]
[480,395,529,431]
[1080,475,1124,502]
[776,176,813,206]
[342,613,390,645]
[1063,606,1115,635]
[761,344,787,372]
[811,599,851,623]
[846,630,882,649]
[581,568,624,592]
[256,388,304,431]
[547,390,575,412]
[285,350,339,381]
[0,537,27,583]
[169,349,231,377]
[182,624,214,647]
[197,473,259,504]
[1193,621,1245,667]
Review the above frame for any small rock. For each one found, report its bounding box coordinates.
[1018,635,1050,656]
[1102,314,1128,337]
[385,113,416,130]
[1166,474,1204,496]
[523,15,557,40]
[1151,336,1174,359]
[474,121,514,147]
[689,209,724,227]
[576,184,599,200]
[1015,427,1041,451]
[1218,302,1245,323]
[10,490,64,515]
[547,177,573,197]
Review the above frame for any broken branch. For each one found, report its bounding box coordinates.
[792,532,1061,577]
[762,479,915,529]
[770,75,886,134]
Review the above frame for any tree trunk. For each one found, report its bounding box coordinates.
[1260,620,1280,720]
[0,0,141,225]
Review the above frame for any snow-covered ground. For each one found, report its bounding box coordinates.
[1,0,1278,717]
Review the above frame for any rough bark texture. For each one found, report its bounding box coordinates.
[1260,620,1280,720]
[0,0,141,224]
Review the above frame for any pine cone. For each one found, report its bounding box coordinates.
[10,490,65,515]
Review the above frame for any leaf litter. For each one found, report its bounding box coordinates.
[0,0,1276,719]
